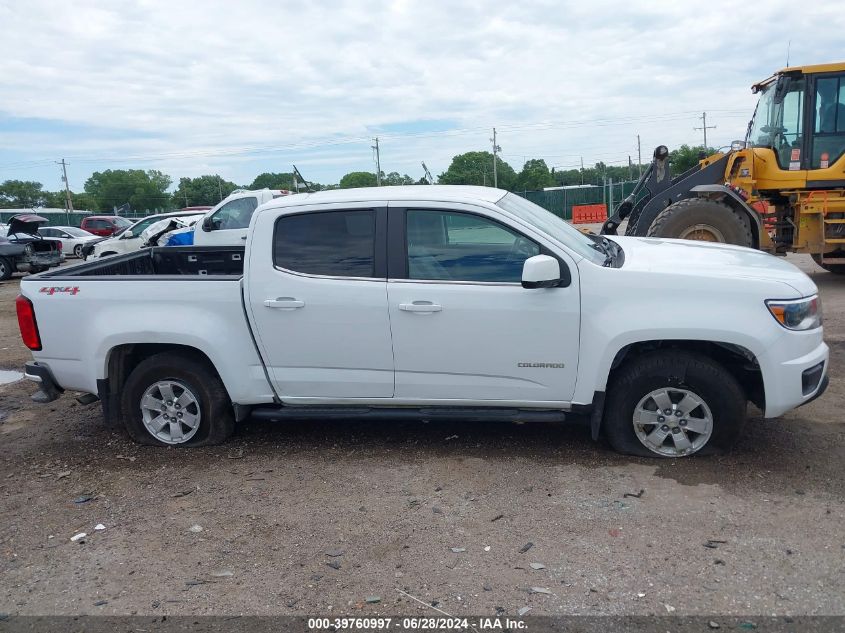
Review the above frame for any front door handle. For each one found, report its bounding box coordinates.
[264,297,305,310]
[399,301,442,313]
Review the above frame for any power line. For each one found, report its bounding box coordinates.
[0,109,751,170]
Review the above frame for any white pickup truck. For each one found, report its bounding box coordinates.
[16,186,828,458]
[193,188,293,246]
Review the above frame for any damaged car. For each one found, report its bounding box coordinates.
[0,214,63,280]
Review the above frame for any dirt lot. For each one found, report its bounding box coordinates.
[0,256,843,618]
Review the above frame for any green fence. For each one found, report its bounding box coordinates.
[516,180,638,220]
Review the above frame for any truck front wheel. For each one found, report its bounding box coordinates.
[120,352,235,446]
[604,350,746,458]
[647,198,754,247]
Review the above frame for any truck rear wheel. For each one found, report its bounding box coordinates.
[647,198,754,247]
[120,352,235,446]
[604,350,746,458]
[0,257,12,281]
[812,252,845,274]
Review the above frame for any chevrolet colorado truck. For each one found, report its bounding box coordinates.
[16,186,829,458]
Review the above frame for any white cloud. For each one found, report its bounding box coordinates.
[0,0,843,187]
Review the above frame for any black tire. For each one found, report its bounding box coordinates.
[647,198,754,247]
[604,350,747,458]
[120,351,235,447]
[73,245,83,258]
[812,252,845,274]
[0,257,12,281]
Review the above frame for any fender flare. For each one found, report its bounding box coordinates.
[688,184,763,248]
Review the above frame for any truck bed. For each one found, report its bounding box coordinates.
[38,246,245,278]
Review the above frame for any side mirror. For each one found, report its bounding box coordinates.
[522,255,560,289]
[122,230,134,239]
[202,216,214,232]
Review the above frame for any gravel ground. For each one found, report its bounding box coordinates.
[0,254,843,617]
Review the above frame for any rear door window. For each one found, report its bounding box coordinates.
[273,210,377,278]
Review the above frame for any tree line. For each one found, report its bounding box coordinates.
[0,145,713,212]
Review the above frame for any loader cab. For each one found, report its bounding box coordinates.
[748,63,845,178]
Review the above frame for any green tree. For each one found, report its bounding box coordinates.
[84,169,173,212]
[171,175,238,207]
[0,180,51,208]
[516,159,554,191]
[249,172,296,190]
[438,151,517,190]
[339,171,378,188]
[669,145,716,174]
[382,172,415,186]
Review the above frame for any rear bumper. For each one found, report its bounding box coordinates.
[24,361,63,403]
[16,253,62,272]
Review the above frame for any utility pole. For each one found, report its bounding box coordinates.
[184,191,189,207]
[218,175,223,202]
[694,112,716,148]
[580,156,585,185]
[57,159,73,218]
[372,137,381,186]
[628,156,633,181]
[637,134,642,177]
[490,128,501,188]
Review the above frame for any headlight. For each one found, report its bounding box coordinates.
[766,295,822,330]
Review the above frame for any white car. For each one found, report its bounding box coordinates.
[193,188,293,246]
[89,211,206,259]
[38,226,99,258]
[18,185,828,458]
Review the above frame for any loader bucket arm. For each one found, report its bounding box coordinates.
[601,145,671,235]
[621,153,731,237]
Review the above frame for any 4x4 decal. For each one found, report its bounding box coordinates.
[39,286,80,296]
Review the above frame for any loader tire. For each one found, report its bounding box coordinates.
[647,198,754,247]
[120,351,235,447]
[812,252,845,275]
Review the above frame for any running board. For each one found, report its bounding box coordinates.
[249,405,570,423]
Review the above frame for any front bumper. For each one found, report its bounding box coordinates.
[24,361,63,403]
[763,340,829,417]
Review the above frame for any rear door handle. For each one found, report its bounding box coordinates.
[399,301,442,313]
[264,297,305,310]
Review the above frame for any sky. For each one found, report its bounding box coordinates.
[0,0,843,193]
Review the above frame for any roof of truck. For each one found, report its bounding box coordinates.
[775,61,845,75]
[262,185,507,210]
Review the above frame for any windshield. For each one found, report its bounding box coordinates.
[495,193,607,264]
[115,217,134,227]
[747,76,805,169]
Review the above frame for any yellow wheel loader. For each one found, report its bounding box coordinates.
[602,62,845,273]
